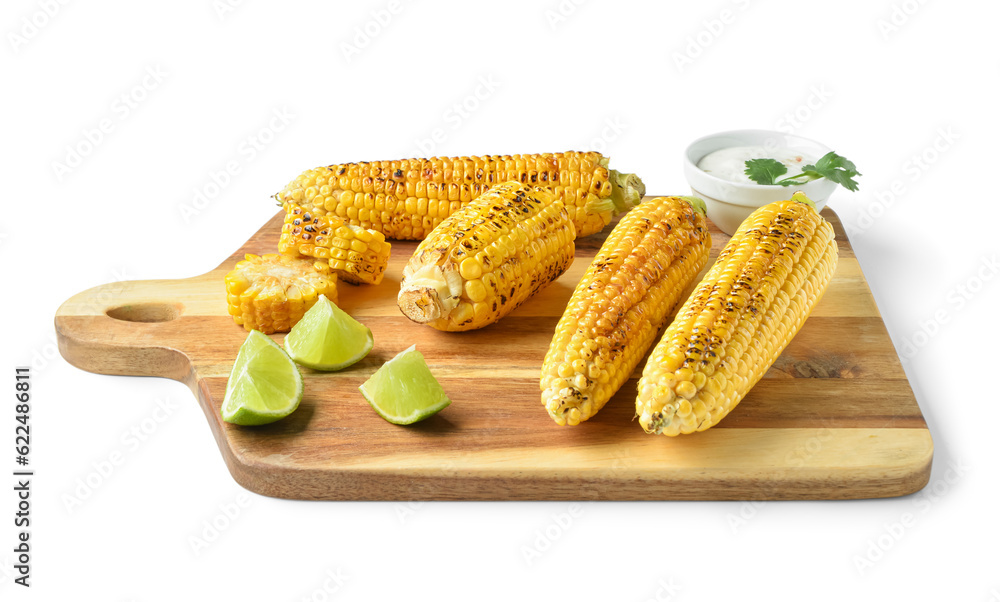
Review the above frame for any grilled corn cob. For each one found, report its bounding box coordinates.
[225,253,338,334]
[398,181,575,331]
[541,196,712,426]
[275,151,645,240]
[279,204,391,285]
[636,193,838,436]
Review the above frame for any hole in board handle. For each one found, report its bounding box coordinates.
[106,302,183,323]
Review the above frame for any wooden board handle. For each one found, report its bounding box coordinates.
[54,273,224,384]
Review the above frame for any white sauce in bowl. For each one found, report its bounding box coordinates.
[697,146,814,185]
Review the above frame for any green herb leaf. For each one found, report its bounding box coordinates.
[816,151,858,174]
[744,158,788,185]
[799,151,861,192]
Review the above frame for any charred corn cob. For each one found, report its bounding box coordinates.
[275,151,645,240]
[636,193,838,436]
[279,204,391,285]
[398,181,575,331]
[225,253,338,334]
[541,196,712,426]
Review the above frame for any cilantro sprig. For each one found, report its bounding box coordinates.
[744,151,861,192]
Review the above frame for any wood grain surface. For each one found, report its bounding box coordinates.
[55,203,932,500]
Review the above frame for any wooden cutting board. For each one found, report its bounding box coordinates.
[55,203,932,500]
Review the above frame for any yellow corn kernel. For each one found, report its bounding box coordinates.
[465,279,487,303]
[459,257,483,280]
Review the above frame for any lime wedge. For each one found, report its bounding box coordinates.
[359,345,451,424]
[284,294,373,371]
[222,330,303,425]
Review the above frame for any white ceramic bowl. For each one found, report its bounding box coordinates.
[683,129,838,235]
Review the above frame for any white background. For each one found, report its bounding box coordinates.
[2,0,998,600]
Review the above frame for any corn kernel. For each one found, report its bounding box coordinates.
[692,400,708,421]
[587,364,601,380]
[676,380,697,399]
[676,399,693,417]
[451,302,473,324]
[473,302,490,324]
[465,279,487,303]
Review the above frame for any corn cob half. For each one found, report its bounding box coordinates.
[397,181,575,331]
[225,253,339,334]
[636,193,838,436]
[279,204,391,285]
[541,196,712,426]
[275,151,644,240]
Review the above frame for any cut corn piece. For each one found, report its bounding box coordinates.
[397,181,575,331]
[224,253,338,334]
[636,193,838,436]
[274,151,645,240]
[279,204,391,285]
[541,196,712,426]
